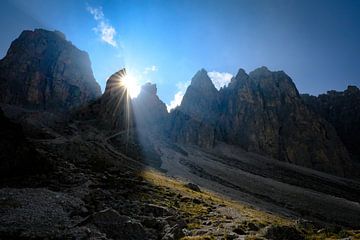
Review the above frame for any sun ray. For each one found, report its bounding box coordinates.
[122,71,141,98]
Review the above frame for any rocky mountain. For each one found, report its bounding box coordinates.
[169,67,351,176]
[1,29,360,239]
[132,82,168,129]
[74,68,134,131]
[179,69,220,122]
[0,29,101,111]
[99,69,134,130]
[302,86,360,162]
[166,69,218,148]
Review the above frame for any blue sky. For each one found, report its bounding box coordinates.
[1,0,359,109]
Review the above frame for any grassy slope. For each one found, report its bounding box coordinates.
[141,169,360,240]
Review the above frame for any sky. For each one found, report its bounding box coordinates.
[0,0,359,110]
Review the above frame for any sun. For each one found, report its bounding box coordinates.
[123,72,141,98]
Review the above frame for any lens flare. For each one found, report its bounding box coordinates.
[123,72,141,98]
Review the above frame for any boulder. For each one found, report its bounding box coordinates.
[184,182,201,192]
[261,225,304,240]
[90,208,148,240]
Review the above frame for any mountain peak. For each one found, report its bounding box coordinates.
[140,82,157,96]
[249,66,272,78]
[0,28,101,111]
[190,68,217,92]
[226,68,249,89]
[346,85,360,94]
[235,68,248,78]
[104,68,127,94]
[100,68,132,130]
[133,83,168,129]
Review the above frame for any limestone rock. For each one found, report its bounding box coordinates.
[184,182,201,192]
[169,67,351,176]
[132,83,168,129]
[167,69,218,148]
[217,67,351,176]
[302,86,360,162]
[179,68,220,122]
[261,225,304,240]
[0,29,101,111]
[99,69,134,130]
[167,109,215,148]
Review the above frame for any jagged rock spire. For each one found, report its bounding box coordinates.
[100,68,133,130]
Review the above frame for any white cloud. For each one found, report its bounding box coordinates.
[166,81,190,112]
[208,71,233,90]
[87,5,117,47]
[143,65,158,74]
[86,6,103,20]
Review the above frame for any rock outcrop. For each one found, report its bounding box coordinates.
[169,67,351,176]
[302,86,360,162]
[0,29,101,111]
[99,69,133,130]
[74,68,134,131]
[132,83,168,129]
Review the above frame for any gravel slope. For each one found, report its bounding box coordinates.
[157,140,360,228]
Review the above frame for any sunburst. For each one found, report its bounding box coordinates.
[122,71,141,98]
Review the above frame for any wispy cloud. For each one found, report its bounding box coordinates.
[87,5,117,47]
[143,65,158,74]
[166,81,190,112]
[208,71,233,90]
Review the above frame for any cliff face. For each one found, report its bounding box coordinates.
[169,67,351,176]
[218,67,350,176]
[302,86,360,162]
[167,69,218,148]
[179,69,220,123]
[132,83,168,130]
[0,29,101,111]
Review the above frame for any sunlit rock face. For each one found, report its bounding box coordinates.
[0,29,101,111]
[302,86,360,163]
[169,67,351,176]
[132,83,168,130]
[99,69,133,130]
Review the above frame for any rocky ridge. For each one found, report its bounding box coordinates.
[168,67,352,176]
[302,86,360,163]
